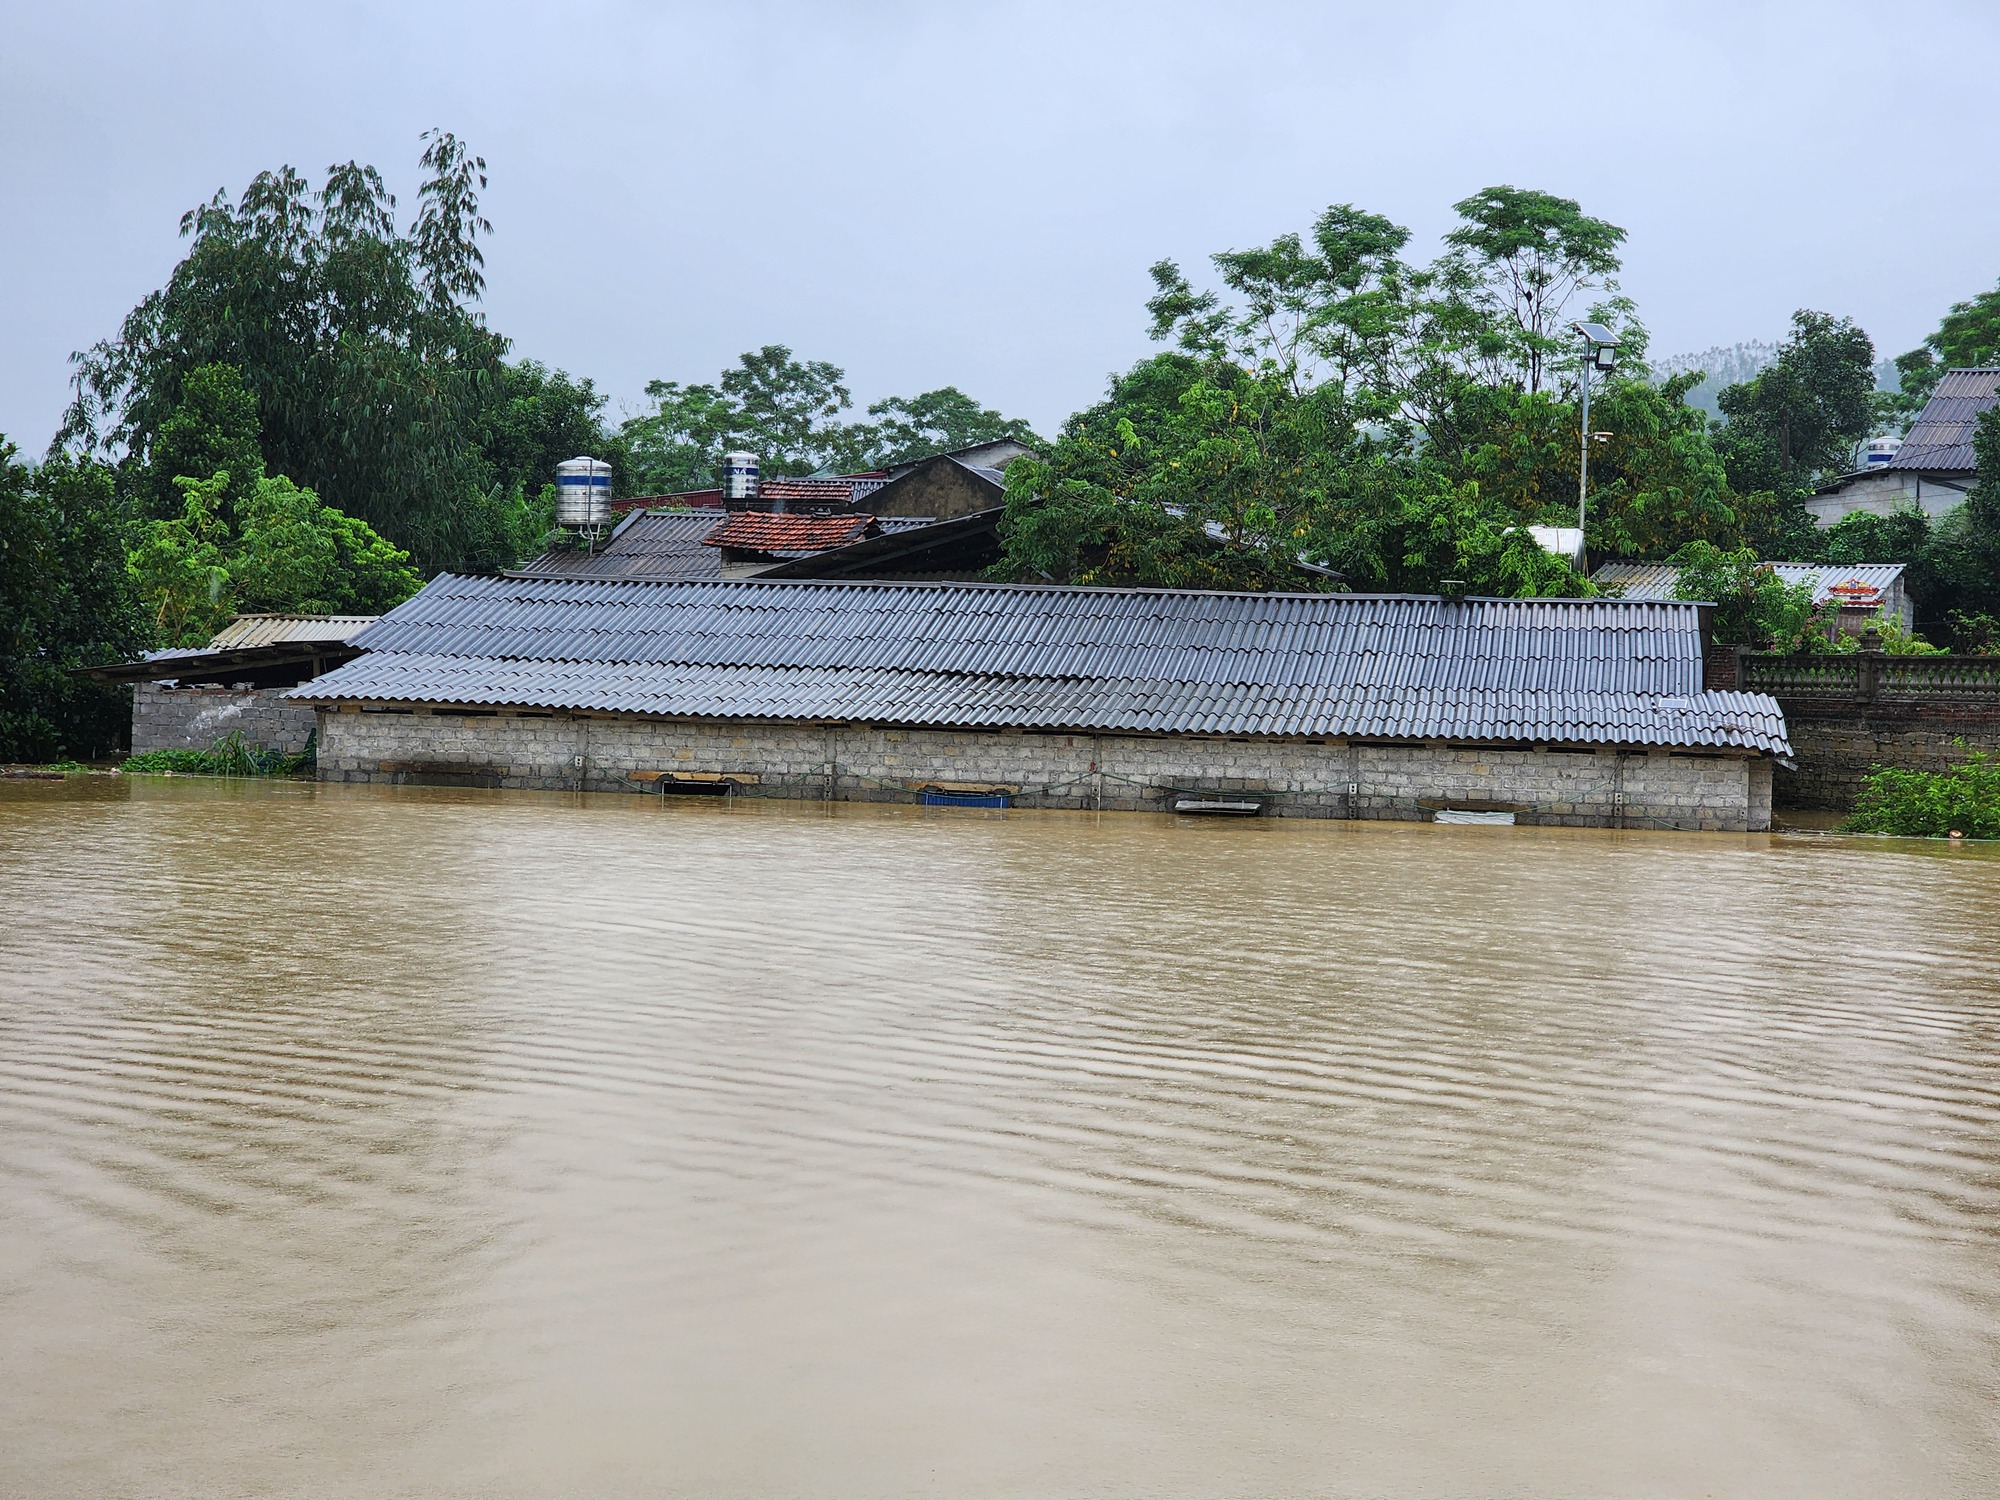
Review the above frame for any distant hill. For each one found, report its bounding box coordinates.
[1653,340,1900,418]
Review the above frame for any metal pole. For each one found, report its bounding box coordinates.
[1577,334,1592,541]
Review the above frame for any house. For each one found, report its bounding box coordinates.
[515,508,999,585]
[1593,560,1914,633]
[607,439,1036,517]
[77,614,375,754]
[1807,368,1997,527]
[289,576,1791,831]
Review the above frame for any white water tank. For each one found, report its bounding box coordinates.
[721,452,761,505]
[1865,435,1902,466]
[555,456,613,528]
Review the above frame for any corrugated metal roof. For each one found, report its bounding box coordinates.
[517,512,936,582]
[1888,367,2000,471]
[290,575,1791,755]
[1594,561,1905,605]
[197,614,376,648]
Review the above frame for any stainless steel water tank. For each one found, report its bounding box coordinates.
[555,456,614,528]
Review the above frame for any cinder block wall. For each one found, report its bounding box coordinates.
[315,706,1771,831]
[1776,700,2000,810]
[134,684,319,754]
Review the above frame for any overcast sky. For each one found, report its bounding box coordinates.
[5,0,1998,452]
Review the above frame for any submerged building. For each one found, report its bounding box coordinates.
[289,575,1791,831]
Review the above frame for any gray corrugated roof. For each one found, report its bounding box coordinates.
[289,575,1790,755]
[1595,561,1905,604]
[516,511,937,582]
[1888,367,2000,471]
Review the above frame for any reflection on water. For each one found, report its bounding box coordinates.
[3,777,1998,1497]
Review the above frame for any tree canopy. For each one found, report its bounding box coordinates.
[621,345,1041,493]
[62,134,594,574]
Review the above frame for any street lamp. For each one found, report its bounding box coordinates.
[1571,321,1620,559]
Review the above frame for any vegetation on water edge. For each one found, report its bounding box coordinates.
[121,730,312,778]
[1843,750,2000,839]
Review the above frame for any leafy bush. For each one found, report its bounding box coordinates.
[1844,750,2000,839]
[122,730,313,778]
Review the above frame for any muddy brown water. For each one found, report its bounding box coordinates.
[3,777,1998,1498]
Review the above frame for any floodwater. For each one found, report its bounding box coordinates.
[3,779,1998,1499]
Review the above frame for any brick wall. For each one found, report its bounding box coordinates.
[1776,699,2000,810]
[134,684,319,755]
[315,707,1773,831]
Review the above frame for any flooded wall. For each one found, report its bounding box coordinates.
[316,705,1774,829]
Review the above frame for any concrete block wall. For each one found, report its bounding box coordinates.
[134,684,319,754]
[315,706,1773,831]
[1776,699,2000,810]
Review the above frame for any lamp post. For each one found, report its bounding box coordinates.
[1571,321,1619,561]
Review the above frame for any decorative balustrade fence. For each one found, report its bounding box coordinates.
[1740,652,2000,702]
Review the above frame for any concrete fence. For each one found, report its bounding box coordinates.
[1738,651,2000,809]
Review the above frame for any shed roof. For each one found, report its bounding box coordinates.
[206,614,377,648]
[1594,561,1906,605]
[291,574,1790,755]
[1888,367,2000,471]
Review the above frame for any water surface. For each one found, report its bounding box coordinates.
[3,778,1998,1497]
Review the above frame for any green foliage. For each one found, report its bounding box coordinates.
[138,363,263,524]
[63,133,532,573]
[122,729,312,778]
[1312,464,1595,597]
[1145,202,1410,404]
[995,365,1336,590]
[0,443,147,761]
[621,345,1040,492]
[1667,541,1831,649]
[1844,750,2000,839]
[1000,187,1713,597]
[1440,186,1627,395]
[1891,280,2000,419]
[860,388,1040,467]
[131,470,420,646]
[1712,310,1877,496]
[479,359,626,499]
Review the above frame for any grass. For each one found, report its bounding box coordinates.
[120,730,314,779]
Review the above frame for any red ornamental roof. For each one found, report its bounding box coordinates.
[702,513,873,552]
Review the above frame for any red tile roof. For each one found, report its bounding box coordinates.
[702,513,874,552]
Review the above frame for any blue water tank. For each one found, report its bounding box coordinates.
[1864,436,1901,466]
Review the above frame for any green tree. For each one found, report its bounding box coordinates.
[1667,541,1832,649]
[995,363,1331,589]
[65,132,521,573]
[0,444,147,760]
[858,388,1040,467]
[1439,186,1627,394]
[1891,280,2000,418]
[131,470,421,646]
[478,359,626,498]
[1712,310,1876,496]
[721,345,858,473]
[137,363,264,523]
[1145,202,1411,405]
[622,348,1039,490]
[1310,462,1594,596]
